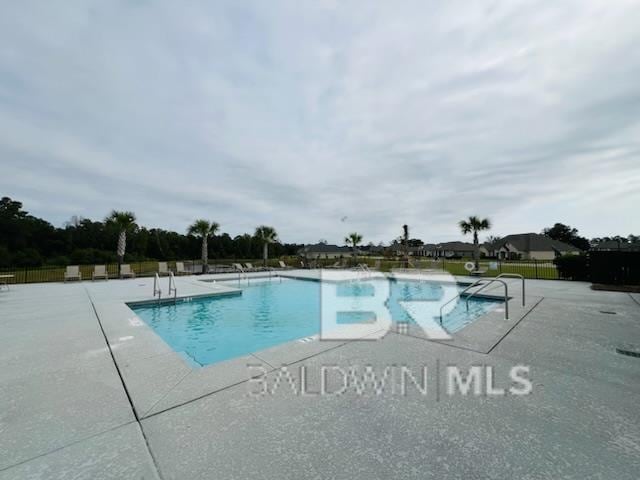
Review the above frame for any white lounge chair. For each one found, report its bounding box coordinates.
[158,262,169,276]
[64,265,81,282]
[244,263,257,271]
[92,265,108,281]
[120,264,135,279]
[233,263,245,272]
[278,261,292,270]
[469,269,487,276]
[175,262,188,275]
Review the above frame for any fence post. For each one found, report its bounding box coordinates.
[535,259,539,279]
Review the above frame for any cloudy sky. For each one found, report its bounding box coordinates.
[1,1,639,244]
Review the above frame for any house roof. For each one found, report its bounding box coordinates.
[435,241,475,251]
[391,242,475,252]
[592,240,640,251]
[358,244,385,252]
[418,242,475,251]
[495,233,581,253]
[298,244,355,255]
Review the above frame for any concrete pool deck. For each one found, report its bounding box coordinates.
[0,271,639,478]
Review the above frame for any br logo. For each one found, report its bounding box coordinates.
[319,269,458,341]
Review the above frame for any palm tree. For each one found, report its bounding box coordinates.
[105,211,137,273]
[345,232,363,264]
[459,216,491,270]
[188,220,219,273]
[402,224,409,268]
[255,226,278,267]
[486,235,502,245]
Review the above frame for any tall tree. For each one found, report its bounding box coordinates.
[255,226,278,267]
[188,220,219,273]
[542,223,590,251]
[402,224,409,267]
[345,232,363,263]
[459,216,491,270]
[485,235,502,245]
[105,211,137,272]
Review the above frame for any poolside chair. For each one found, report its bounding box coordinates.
[120,264,135,279]
[64,266,81,282]
[278,260,292,270]
[175,262,188,275]
[470,269,487,276]
[92,265,108,281]
[214,264,236,274]
[158,262,169,276]
[244,263,259,271]
[233,263,245,272]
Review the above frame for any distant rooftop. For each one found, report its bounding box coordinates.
[491,233,581,253]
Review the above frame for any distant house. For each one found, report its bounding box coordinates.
[424,242,478,258]
[387,234,581,260]
[298,243,357,259]
[591,240,640,252]
[388,242,428,257]
[358,244,386,255]
[485,233,581,260]
[393,242,478,258]
[388,242,411,256]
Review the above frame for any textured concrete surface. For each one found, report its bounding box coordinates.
[0,283,135,471]
[1,273,639,478]
[143,333,640,479]
[0,423,159,480]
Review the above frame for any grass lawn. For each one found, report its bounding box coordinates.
[370,259,559,280]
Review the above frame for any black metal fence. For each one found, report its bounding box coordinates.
[0,256,571,285]
[589,251,640,285]
[0,258,299,284]
[305,257,561,280]
[5,253,639,285]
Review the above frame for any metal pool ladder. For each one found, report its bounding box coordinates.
[348,263,371,283]
[439,277,510,324]
[465,278,509,319]
[168,271,177,303]
[153,273,162,303]
[494,273,525,306]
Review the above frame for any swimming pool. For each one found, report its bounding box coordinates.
[130,278,501,367]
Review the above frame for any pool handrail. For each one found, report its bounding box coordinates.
[168,271,177,302]
[439,277,488,324]
[464,278,509,320]
[439,277,511,324]
[153,273,162,302]
[494,273,525,306]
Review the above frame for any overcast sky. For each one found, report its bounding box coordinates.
[1,1,639,244]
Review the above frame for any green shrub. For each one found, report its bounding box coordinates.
[11,248,43,267]
[554,254,588,280]
[69,248,117,265]
[0,245,10,268]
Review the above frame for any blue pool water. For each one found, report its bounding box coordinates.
[131,278,500,367]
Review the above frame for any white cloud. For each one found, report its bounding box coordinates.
[1,0,639,244]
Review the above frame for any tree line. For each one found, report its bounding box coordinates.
[0,197,301,268]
